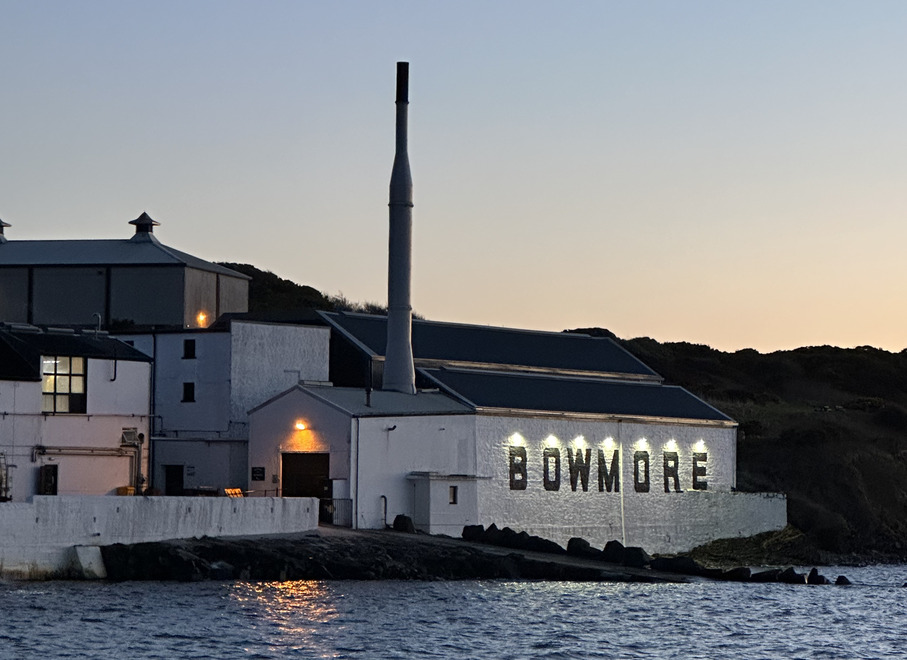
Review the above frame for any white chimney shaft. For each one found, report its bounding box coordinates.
[384,61,417,394]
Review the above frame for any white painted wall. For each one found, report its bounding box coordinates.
[473,414,783,553]
[230,322,330,423]
[0,359,151,501]
[0,495,318,579]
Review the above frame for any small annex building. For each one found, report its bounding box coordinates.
[0,213,249,330]
[248,312,787,553]
[0,323,152,501]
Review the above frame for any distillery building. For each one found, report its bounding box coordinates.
[0,213,249,330]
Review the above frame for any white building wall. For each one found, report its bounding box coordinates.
[229,322,330,423]
[354,414,476,531]
[146,332,233,436]
[0,360,151,501]
[473,414,783,554]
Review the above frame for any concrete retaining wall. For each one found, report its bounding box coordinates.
[0,495,318,579]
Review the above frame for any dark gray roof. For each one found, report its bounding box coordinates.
[0,236,249,279]
[420,367,733,423]
[0,325,151,382]
[320,311,660,380]
[250,384,472,417]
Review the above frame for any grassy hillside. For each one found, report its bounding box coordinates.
[578,331,907,560]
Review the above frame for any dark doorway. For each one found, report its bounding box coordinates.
[163,464,185,495]
[37,464,58,495]
[282,453,333,521]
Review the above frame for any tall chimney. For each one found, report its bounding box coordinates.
[384,61,416,394]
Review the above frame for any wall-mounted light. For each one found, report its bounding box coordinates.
[544,434,559,448]
[694,439,707,453]
[602,436,616,450]
[573,435,586,449]
[196,311,209,328]
[664,439,678,452]
[508,433,526,447]
[635,437,649,451]
[294,420,307,431]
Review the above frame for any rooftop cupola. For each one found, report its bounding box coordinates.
[0,218,9,244]
[129,212,160,242]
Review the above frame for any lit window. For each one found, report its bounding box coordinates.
[41,356,86,414]
[182,382,196,403]
[183,339,196,359]
[449,485,458,505]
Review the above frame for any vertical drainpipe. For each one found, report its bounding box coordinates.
[384,61,417,394]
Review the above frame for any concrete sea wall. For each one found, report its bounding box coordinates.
[0,495,319,579]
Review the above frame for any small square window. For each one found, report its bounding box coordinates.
[183,339,196,359]
[449,485,458,505]
[182,382,196,402]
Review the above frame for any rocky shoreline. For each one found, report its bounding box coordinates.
[98,521,853,586]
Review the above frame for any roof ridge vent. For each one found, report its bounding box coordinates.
[129,212,160,242]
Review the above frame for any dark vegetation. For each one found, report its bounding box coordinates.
[222,263,907,562]
[573,328,907,562]
[219,263,387,316]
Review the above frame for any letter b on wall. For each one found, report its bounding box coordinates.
[509,446,527,490]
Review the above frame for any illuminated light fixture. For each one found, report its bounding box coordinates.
[665,439,678,452]
[196,311,209,328]
[508,433,526,447]
[544,434,559,448]
[602,436,616,450]
[294,421,307,431]
[694,439,707,452]
[573,435,586,448]
[635,438,649,450]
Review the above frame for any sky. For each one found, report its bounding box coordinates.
[2,1,907,353]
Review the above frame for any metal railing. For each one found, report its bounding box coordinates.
[319,498,352,527]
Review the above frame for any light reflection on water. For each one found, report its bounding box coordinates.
[0,566,905,659]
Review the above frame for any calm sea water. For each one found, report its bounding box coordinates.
[1,566,905,659]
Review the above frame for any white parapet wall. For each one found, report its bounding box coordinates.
[497,491,788,555]
[0,495,319,580]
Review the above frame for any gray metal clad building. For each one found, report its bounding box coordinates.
[0,213,249,330]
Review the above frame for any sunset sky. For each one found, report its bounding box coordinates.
[2,2,906,353]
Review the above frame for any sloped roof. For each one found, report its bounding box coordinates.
[320,311,660,380]
[0,236,248,279]
[420,367,733,424]
[250,383,471,418]
[0,325,151,382]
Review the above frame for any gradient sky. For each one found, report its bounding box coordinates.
[2,1,906,353]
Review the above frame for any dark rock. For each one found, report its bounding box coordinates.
[482,524,504,546]
[807,568,829,585]
[461,525,484,542]
[721,566,751,582]
[649,556,703,576]
[751,568,781,583]
[567,537,592,556]
[523,536,566,555]
[602,540,626,564]
[208,561,235,580]
[699,567,725,580]
[566,537,602,559]
[498,527,520,548]
[778,567,805,584]
[622,547,651,568]
[834,575,852,586]
[392,515,416,533]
